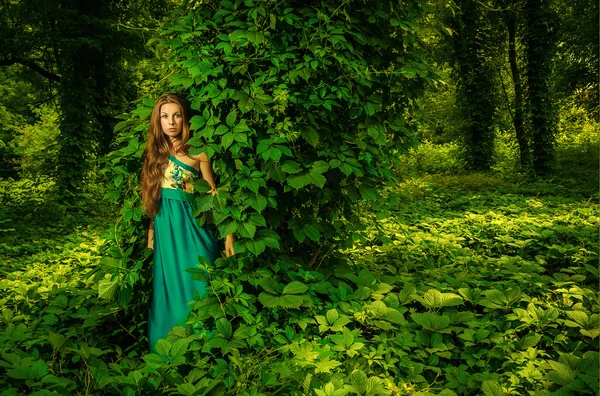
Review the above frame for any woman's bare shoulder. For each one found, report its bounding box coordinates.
[189,152,209,163]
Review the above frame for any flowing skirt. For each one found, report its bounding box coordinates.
[148,189,219,351]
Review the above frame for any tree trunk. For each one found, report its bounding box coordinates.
[524,0,556,175]
[505,9,530,169]
[450,0,496,171]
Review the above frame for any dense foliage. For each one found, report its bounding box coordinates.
[1,171,598,394]
[99,0,433,310]
[0,1,598,395]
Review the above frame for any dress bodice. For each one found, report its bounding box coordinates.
[161,154,198,194]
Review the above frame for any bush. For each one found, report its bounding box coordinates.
[398,140,466,177]
[14,105,61,178]
[96,0,435,393]
[491,129,521,174]
[555,100,599,172]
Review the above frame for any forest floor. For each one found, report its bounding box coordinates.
[0,170,598,394]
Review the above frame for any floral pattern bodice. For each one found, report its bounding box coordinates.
[161,155,198,194]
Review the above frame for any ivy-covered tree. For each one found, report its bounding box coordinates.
[447,0,497,171]
[523,0,557,174]
[498,0,530,169]
[97,0,436,392]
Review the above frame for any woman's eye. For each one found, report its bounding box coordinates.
[161,115,167,118]
[175,114,181,118]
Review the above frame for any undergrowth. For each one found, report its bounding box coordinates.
[0,172,598,395]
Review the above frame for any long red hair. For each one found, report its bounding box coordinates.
[140,93,191,218]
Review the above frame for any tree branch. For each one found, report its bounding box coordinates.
[0,57,60,82]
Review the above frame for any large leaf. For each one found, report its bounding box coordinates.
[419,289,463,309]
[282,281,308,295]
[98,275,118,300]
[481,381,505,396]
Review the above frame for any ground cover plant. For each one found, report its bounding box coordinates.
[1,170,598,395]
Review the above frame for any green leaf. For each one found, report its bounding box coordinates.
[350,369,368,394]
[547,361,577,385]
[398,286,416,303]
[287,173,311,189]
[359,186,377,200]
[565,310,589,327]
[156,339,172,357]
[303,224,321,241]
[326,309,339,325]
[258,292,277,308]
[247,193,268,212]
[247,30,265,45]
[519,333,542,349]
[420,289,463,309]
[49,332,67,351]
[282,281,308,295]
[226,109,237,127]
[98,275,118,300]
[481,381,504,396]
[384,309,406,325]
[215,124,229,136]
[221,132,234,149]
[279,295,304,308]
[216,318,233,339]
[314,358,342,373]
[195,193,214,212]
[29,360,48,380]
[177,383,197,396]
[259,293,304,309]
[171,339,191,359]
[312,161,329,174]
[260,278,280,294]
[329,159,341,168]
[193,179,213,194]
[300,126,319,146]
[309,172,327,188]
[237,221,257,238]
[410,312,450,332]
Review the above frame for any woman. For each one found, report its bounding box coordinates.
[140,93,234,350]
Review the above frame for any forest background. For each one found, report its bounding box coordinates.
[0,0,598,395]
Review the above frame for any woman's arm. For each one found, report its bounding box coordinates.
[148,219,155,249]
[197,152,217,194]
[195,152,235,256]
[225,234,235,257]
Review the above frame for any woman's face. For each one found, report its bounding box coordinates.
[160,103,183,139]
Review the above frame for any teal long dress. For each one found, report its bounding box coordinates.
[148,154,219,351]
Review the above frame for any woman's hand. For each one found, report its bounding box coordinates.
[225,234,235,257]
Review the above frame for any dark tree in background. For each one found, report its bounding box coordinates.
[430,0,582,174]
[448,0,497,171]
[500,0,530,169]
[55,0,132,196]
[0,0,172,195]
[523,0,557,175]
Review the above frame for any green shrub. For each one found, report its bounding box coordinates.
[14,105,61,179]
[555,100,599,172]
[95,0,435,393]
[398,140,466,177]
[491,129,521,175]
